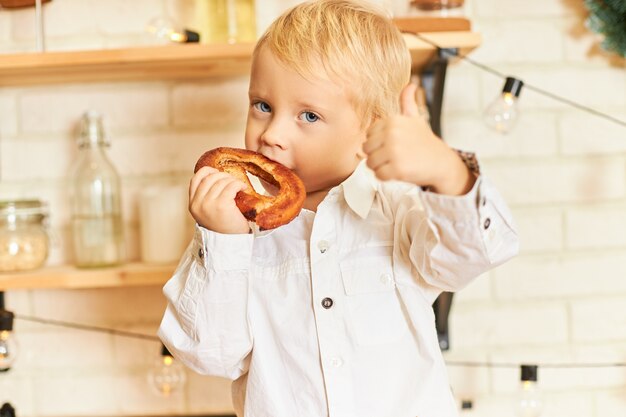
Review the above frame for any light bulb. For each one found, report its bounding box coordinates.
[144,16,199,44]
[484,77,524,134]
[0,310,18,372]
[147,344,186,397]
[516,365,543,417]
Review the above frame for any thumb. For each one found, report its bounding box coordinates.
[400,82,419,117]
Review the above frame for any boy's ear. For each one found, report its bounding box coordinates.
[357,145,366,159]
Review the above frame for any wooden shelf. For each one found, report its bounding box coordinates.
[0,18,480,86]
[0,262,176,290]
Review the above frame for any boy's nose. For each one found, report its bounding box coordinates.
[261,121,287,149]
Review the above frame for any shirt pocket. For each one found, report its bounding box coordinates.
[340,255,410,346]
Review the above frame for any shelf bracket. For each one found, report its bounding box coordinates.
[417,47,457,351]
[418,47,457,138]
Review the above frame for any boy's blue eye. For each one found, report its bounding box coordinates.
[300,111,319,123]
[254,101,271,112]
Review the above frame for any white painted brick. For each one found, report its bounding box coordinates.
[0,377,35,416]
[443,111,559,158]
[185,372,236,414]
[30,287,166,326]
[116,370,186,414]
[43,35,105,52]
[494,252,626,300]
[0,90,18,138]
[0,13,11,42]
[0,137,74,181]
[473,0,583,18]
[482,157,625,206]
[33,372,118,416]
[471,19,564,64]
[109,128,243,178]
[172,77,250,129]
[566,206,626,249]
[560,16,622,64]
[10,0,97,40]
[15,328,113,369]
[449,303,568,348]
[571,297,626,343]
[510,208,562,253]
[46,225,71,266]
[19,83,169,134]
[112,324,161,368]
[454,272,492,303]
[93,0,165,35]
[1,289,31,313]
[172,128,245,169]
[559,110,626,155]
[442,68,482,112]
[596,389,626,416]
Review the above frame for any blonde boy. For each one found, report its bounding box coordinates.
[159,1,518,416]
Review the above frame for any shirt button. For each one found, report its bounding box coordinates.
[331,357,343,367]
[484,218,491,230]
[198,248,204,258]
[321,297,334,309]
[317,240,329,254]
[380,273,392,285]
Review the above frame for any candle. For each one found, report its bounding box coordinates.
[139,185,190,264]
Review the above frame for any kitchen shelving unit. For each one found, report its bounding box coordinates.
[0,17,480,291]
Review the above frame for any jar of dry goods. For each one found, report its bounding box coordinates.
[0,200,49,272]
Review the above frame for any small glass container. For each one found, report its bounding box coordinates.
[406,0,466,17]
[0,200,49,272]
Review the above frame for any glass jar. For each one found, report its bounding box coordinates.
[0,200,49,272]
[406,0,466,17]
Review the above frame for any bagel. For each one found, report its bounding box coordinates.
[194,147,306,230]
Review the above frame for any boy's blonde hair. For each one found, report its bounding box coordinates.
[254,0,411,124]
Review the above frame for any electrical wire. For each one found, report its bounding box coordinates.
[12,313,626,368]
[406,31,626,128]
[446,360,626,368]
[15,314,160,342]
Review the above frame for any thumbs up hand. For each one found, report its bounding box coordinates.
[362,82,475,196]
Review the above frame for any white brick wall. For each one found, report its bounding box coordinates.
[1,0,625,416]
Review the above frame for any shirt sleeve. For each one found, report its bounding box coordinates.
[157,224,254,380]
[399,174,519,295]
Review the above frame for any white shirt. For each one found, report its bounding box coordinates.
[158,160,518,417]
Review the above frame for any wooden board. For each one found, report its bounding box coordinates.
[0,262,175,290]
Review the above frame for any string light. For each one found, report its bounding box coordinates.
[0,293,18,372]
[404,31,626,129]
[484,76,524,133]
[0,310,18,372]
[144,16,200,44]
[147,344,187,397]
[517,364,543,417]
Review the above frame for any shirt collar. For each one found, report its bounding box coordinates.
[341,159,377,219]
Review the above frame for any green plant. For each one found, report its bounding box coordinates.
[584,0,626,57]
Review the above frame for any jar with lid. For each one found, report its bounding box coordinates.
[393,0,466,17]
[0,200,49,272]
[69,111,125,268]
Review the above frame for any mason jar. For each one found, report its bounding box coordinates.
[0,200,49,272]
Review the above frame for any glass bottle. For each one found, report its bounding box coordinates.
[191,0,256,44]
[69,111,124,268]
